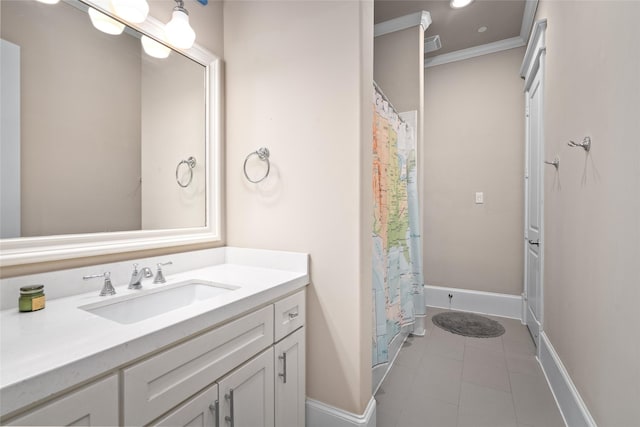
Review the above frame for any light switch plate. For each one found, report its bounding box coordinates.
[475,192,484,204]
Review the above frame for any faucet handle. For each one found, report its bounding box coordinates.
[153,261,173,284]
[129,263,141,289]
[83,271,116,296]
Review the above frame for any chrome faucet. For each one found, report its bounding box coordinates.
[83,271,116,296]
[128,263,153,290]
[153,261,173,284]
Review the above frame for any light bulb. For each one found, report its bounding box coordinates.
[450,0,474,8]
[165,10,196,49]
[88,7,125,35]
[36,0,60,4]
[111,0,149,23]
[141,36,171,59]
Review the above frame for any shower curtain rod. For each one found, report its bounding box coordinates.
[373,80,408,126]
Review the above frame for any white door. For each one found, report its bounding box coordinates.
[275,328,305,427]
[524,59,544,347]
[219,348,274,427]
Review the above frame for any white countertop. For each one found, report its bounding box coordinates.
[0,248,309,419]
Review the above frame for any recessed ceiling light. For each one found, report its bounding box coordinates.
[478,26,488,33]
[450,0,474,9]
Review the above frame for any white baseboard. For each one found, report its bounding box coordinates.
[306,396,376,427]
[372,325,412,394]
[425,285,522,320]
[539,332,597,427]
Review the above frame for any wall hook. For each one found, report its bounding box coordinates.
[544,156,560,169]
[568,136,591,152]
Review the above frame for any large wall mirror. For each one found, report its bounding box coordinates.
[0,0,222,266]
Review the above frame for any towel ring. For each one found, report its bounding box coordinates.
[176,156,196,188]
[243,147,270,183]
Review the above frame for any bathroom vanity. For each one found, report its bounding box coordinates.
[0,247,308,426]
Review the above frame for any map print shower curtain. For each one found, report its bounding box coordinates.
[372,86,425,366]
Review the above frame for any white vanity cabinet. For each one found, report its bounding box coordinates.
[218,348,275,427]
[272,289,306,426]
[3,289,306,427]
[6,375,118,426]
[275,327,305,427]
[126,288,306,427]
[123,306,274,426]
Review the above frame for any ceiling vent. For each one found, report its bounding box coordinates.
[425,35,442,53]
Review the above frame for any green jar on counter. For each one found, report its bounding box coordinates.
[19,285,45,312]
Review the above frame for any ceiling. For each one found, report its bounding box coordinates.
[375,0,527,57]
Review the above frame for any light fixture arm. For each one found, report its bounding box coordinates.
[173,0,189,15]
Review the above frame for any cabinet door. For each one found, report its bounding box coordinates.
[218,348,274,427]
[152,383,219,427]
[274,328,305,427]
[6,375,118,426]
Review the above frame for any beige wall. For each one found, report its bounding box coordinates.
[374,26,424,114]
[1,0,224,277]
[223,0,373,414]
[534,1,640,425]
[423,47,525,295]
[1,0,141,236]
[141,53,206,229]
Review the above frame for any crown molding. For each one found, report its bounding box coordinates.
[374,11,432,37]
[424,0,538,68]
[425,36,525,68]
[520,0,539,41]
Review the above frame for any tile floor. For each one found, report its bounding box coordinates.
[374,307,565,427]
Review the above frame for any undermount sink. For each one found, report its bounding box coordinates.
[79,280,239,324]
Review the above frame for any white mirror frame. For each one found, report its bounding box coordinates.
[0,0,222,267]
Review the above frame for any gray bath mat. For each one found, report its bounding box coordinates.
[432,311,505,338]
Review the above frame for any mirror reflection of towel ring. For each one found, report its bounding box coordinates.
[243,147,270,183]
[176,156,196,188]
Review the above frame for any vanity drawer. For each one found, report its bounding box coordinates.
[274,289,305,341]
[6,375,118,426]
[123,305,274,426]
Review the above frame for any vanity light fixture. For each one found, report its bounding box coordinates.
[110,0,149,24]
[88,7,125,35]
[164,0,196,49]
[35,0,60,4]
[450,0,474,9]
[141,35,171,59]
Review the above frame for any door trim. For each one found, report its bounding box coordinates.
[521,19,547,351]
